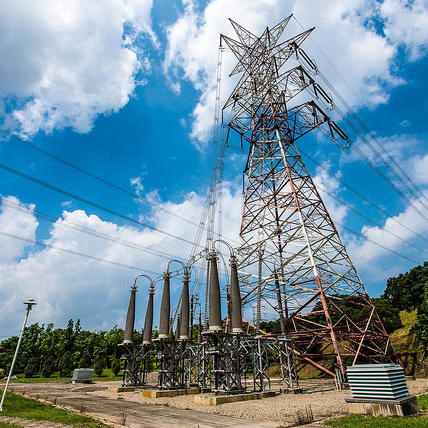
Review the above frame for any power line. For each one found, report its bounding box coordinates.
[0,198,186,264]
[316,184,428,257]
[0,161,198,248]
[333,222,420,265]
[0,129,206,234]
[0,230,160,274]
[300,147,428,245]
[292,15,428,227]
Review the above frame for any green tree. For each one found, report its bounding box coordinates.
[58,351,73,377]
[372,298,402,333]
[382,262,428,310]
[24,356,39,378]
[414,281,428,347]
[111,359,121,376]
[41,356,56,378]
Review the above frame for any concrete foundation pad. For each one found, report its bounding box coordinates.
[195,391,276,406]
[142,388,200,398]
[108,387,138,393]
[346,395,419,417]
[280,388,303,394]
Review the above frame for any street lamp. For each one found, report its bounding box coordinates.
[0,298,37,411]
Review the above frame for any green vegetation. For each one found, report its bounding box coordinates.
[419,393,428,412]
[0,391,107,427]
[383,262,428,348]
[324,415,428,427]
[0,319,131,380]
[324,394,428,427]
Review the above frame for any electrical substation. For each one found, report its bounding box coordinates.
[119,16,400,398]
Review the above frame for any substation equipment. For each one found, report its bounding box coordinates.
[119,16,400,393]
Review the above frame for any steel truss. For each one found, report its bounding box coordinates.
[120,343,152,387]
[156,339,186,390]
[220,17,400,381]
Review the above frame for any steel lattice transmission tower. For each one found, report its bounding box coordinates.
[221,16,400,378]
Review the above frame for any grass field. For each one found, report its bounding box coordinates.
[0,391,107,427]
[324,394,428,427]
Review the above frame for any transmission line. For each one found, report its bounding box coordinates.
[0,162,198,248]
[0,129,208,234]
[292,15,428,226]
[0,198,185,264]
[300,148,428,245]
[0,230,160,274]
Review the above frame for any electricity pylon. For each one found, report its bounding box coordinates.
[221,16,399,378]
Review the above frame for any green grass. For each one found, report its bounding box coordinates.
[323,394,428,427]
[324,414,428,427]
[0,391,107,427]
[419,394,428,412]
[0,369,122,384]
[0,423,22,428]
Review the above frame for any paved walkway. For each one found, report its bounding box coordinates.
[5,383,279,428]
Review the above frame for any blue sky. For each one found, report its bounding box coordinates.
[0,0,428,337]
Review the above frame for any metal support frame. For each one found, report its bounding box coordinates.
[120,343,152,387]
[156,339,186,390]
[203,332,245,395]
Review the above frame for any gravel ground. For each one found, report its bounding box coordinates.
[88,376,428,425]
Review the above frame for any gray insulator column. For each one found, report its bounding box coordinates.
[175,315,181,341]
[208,252,223,331]
[230,257,243,334]
[179,274,190,340]
[142,286,154,345]
[158,273,171,339]
[123,285,137,344]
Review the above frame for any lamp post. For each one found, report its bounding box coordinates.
[0,299,37,411]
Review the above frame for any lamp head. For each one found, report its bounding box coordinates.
[24,299,37,310]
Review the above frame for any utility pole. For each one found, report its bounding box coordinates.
[1,299,37,411]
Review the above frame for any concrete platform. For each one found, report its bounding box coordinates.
[280,387,303,394]
[346,395,419,417]
[108,386,138,393]
[142,387,200,398]
[195,390,276,406]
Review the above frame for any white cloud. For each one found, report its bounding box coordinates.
[0,186,242,337]
[0,0,155,136]
[313,165,349,227]
[346,192,428,280]
[164,0,428,148]
[379,0,428,60]
[0,196,38,265]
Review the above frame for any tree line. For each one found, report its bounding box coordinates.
[0,319,127,378]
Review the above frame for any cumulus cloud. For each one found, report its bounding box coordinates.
[0,0,155,136]
[346,191,428,280]
[0,186,242,337]
[0,196,38,265]
[164,0,428,148]
[313,165,349,228]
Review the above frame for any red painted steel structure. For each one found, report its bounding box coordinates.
[221,17,400,377]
